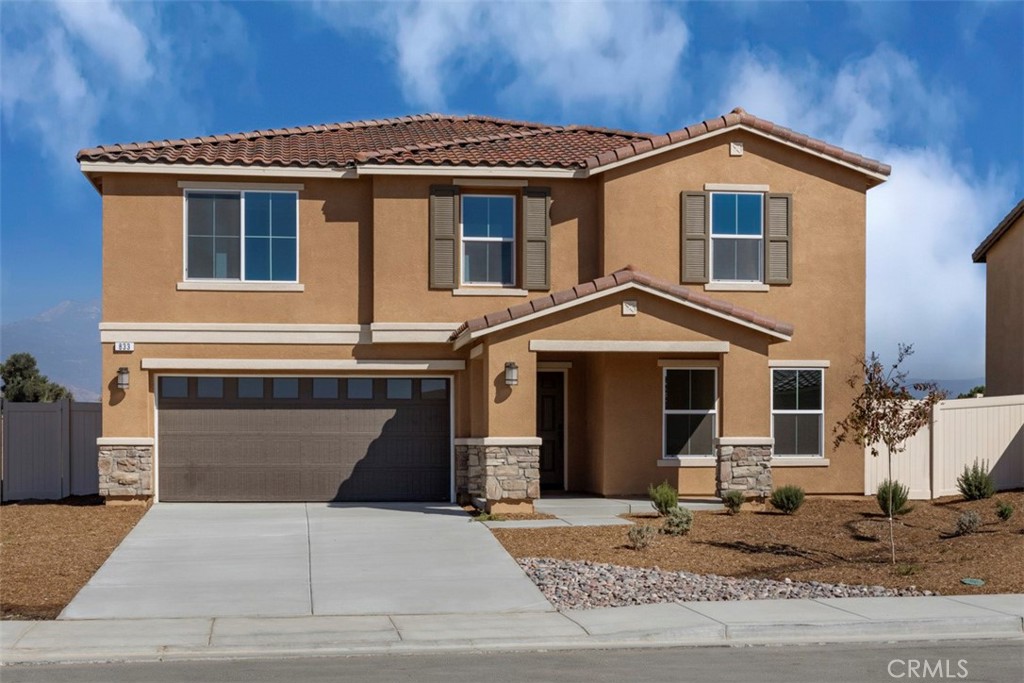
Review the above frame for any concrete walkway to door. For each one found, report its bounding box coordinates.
[60,503,552,620]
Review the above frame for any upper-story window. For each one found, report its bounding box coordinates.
[185,191,298,282]
[461,195,515,286]
[710,192,763,282]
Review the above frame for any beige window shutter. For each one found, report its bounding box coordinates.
[429,185,459,289]
[522,187,551,290]
[680,191,709,284]
[765,193,792,285]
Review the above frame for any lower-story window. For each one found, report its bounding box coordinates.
[772,369,824,456]
[663,368,717,457]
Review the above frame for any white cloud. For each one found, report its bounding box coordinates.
[312,0,689,123]
[715,47,1014,378]
[0,1,250,171]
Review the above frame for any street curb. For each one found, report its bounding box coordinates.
[3,616,1021,666]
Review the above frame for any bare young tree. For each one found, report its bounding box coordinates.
[834,344,945,563]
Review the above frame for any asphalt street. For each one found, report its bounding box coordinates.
[4,639,1022,683]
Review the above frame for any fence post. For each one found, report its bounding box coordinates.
[60,398,71,498]
[929,401,941,500]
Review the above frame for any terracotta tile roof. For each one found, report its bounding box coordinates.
[449,266,796,343]
[76,114,648,170]
[77,109,889,178]
[973,198,1024,263]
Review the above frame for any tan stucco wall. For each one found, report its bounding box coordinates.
[102,174,371,324]
[984,216,1024,396]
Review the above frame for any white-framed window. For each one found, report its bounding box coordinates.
[710,192,763,282]
[185,190,298,282]
[772,369,824,457]
[663,368,717,457]
[461,194,515,286]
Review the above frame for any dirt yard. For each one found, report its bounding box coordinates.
[492,493,1024,596]
[1,497,147,620]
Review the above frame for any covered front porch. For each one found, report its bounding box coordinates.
[450,267,793,513]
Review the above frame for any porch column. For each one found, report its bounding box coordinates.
[714,437,774,499]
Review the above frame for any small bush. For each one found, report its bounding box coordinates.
[876,479,911,516]
[996,500,1014,522]
[648,480,679,516]
[956,459,995,500]
[954,510,982,536]
[470,511,505,522]
[627,524,657,550]
[769,485,805,515]
[721,490,745,515]
[662,507,694,536]
[895,563,920,577]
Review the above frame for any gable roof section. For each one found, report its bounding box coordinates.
[77,109,889,181]
[973,198,1024,263]
[449,267,795,349]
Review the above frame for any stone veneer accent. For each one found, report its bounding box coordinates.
[716,442,773,499]
[455,443,540,511]
[98,445,154,498]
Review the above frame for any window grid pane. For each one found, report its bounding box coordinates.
[160,377,188,399]
[664,369,717,457]
[272,378,299,399]
[312,378,338,399]
[237,377,264,399]
[347,378,373,400]
[772,369,824,457]
[196,377,223,399]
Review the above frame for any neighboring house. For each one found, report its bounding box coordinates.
[79,107,890,511]
[973,199,1024,397]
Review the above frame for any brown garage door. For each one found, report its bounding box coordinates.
[157,377,450,502]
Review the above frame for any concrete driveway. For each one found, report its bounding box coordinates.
[60,503,552,619]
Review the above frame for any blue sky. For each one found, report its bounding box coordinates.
[1,0,1021,379]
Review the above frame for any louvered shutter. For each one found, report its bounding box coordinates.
[429,185,459,289]
[680,191,709,284]
[522,187,551,290]
[765,193,792,285]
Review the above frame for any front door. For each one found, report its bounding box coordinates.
[537,371,565,490]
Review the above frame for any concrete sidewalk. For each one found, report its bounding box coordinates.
[3,595,1021,665]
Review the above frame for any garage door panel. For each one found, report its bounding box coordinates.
[158,377,450,502]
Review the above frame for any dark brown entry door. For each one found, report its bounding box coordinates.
[537,371,565,490]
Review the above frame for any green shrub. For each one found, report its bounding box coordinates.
[876,479,911,516]
[721,490,745,515]
[662,507,694,536]
[770,485,805,515]
[996,500,1014,522]
[956,459,995,500]
[627,524,657,550]
[954,510,982,536]
[648,480,679,516]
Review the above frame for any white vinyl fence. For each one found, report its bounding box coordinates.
[865,395,1024,499]
[1,399,102,501]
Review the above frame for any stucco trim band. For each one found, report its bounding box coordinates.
[97,437,155,446]
[454,437,543,446]
[101,322,366,345]
[658,457,715,468]
[370,322,459,343]
[772,458,831,467]
[176,281,305,292]
[768,359,831,368]
[177,181,305,191]
[530,340,730,353]
[140,358,466,371]
[714,437,775,446]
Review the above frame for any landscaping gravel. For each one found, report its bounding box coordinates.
[519,557,935,610]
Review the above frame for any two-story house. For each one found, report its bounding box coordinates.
[973,198,1024,397]
[79,108,889,511]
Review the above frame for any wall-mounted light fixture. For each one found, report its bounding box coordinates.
[504,361,519,386]
[116,367,130,391]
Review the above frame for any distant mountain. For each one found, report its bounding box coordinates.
[908,378,986,400]
[0,300,101,402]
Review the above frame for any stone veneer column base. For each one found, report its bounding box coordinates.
[98,443,154,502]
[454,439,541,513]
[715,438,773,500]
